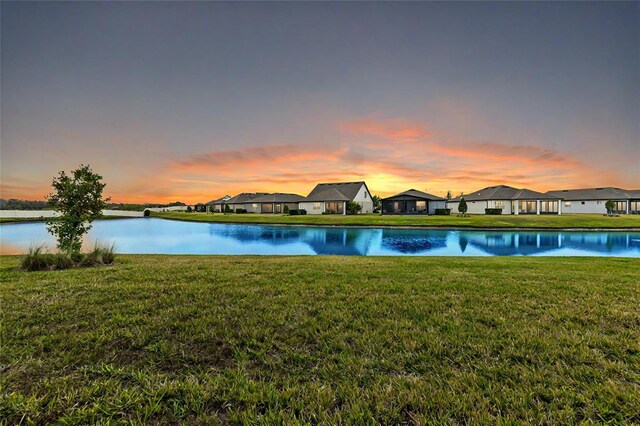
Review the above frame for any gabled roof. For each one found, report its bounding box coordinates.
[546,187,634,201]
[249,193,306,203]
[224,192,269,204]
[205,195,231,205]
[382,189,446,201]
[450,185,559,201]
[304,181,368,202]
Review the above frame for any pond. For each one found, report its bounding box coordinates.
[1,218,639,257]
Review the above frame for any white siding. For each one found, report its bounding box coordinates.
[352,184,374,214]
[428,200,447,214]
[446,200,512,214]
[561,200,609,214]
[299,201,325,215]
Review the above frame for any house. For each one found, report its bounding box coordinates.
[381,189,446,215]
[299,181,374,215]
[219,193,269,213]
[545,187,638,214]
[205,195,231,213]
[244,193,306,214]
[446,185,562,215]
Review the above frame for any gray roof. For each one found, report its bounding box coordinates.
[224,192,270,204]
[304,181,368,202]
[382,189,446,201]
[249,193,306,203]
[625,189,640,198]
[205,195,231,205]
[546,187,632,201]
[450,185,560,201]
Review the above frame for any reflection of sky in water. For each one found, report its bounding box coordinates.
[1,218,639,257]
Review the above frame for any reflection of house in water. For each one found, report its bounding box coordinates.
[463,231,638,255]
[210,225,302,245]
[303,228,378,255]
[381,229,447,254]
[560,232,634,253]
[209,224,378,255]
[464,231,562,256]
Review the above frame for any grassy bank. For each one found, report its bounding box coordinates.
[1,255,639,423]
[154,211,640,229]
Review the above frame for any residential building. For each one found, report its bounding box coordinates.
[446,185,562,215]
[299,181,374,215]
[245,193,306,214]
[546,187,638,214]
[381,189,446,215]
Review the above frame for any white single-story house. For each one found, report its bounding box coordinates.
[299,181,374,215]
[381,189,446,215]
[212,192,269,213]
[546,187,640,214]
[243,193,306,214]
[446,185,562,215]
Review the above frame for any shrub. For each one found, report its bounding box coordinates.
[299,209,307,215]
[289,209,299,216]
[143,209,151,217]
[485,208,503,215]
[283,205,290,215]
[186,206,193,213]
[234,208,248,214]
[458,198,468,216]
[224,205,231,213]
[83,242,116,266]
[346,201,362,215]
[435,208,451,215]
[52,253,74,270]
[21,246,52,271]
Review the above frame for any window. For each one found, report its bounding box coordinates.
[564,201,572,207]
[261,203,273,213]
[364,192,368,198]
[518,201,537,214]
[630,201,640,213]
[540,201,558,214]
[252,204,258,209]
[325,201,344,214]
[613,201,627,213]
[495,201,504,209]
[313,202,321,210]
[416,201,427,212]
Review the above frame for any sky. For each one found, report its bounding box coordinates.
[1,1,638,203]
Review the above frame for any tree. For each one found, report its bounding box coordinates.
[446,190,452,200]
[346,201,362,215]
[372,195,381,209]
[186,206,193,213]
[605,200,616,216]
[458,198,468,216]
[46,165,110,254]
[224,204,231,214]
[283,205,290,215]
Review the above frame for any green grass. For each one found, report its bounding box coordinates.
[1,255,639,423]
[154,211,640,229]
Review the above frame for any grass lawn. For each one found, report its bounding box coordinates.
[1,255,639,423]
[154,211,640,229]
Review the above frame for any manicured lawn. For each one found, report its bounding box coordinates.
[155,211,640,229]
[1,255,639,423]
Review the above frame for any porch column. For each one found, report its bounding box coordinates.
[273,202,276,214]
[343,201,346,215]
[536,200,540,215]
[627,200,631,214]
[514,201,519,215]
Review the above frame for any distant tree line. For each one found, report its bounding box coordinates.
[1,198,186,211]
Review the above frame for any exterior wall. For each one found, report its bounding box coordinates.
[352,184,374,214]
[428,200,447,215]
[146,206,190,212]
[299,201,325,215]
[446,200,512,214]
[242,202,261,213]
[560,200,618,214]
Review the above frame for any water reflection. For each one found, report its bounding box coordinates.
[1,219,639,257]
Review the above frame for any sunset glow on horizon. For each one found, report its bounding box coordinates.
[2,2,638,204]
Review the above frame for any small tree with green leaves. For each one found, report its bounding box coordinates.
[372,195,381,209]
[283,205,290,215]
[46,165,110,254]
[224,204,231,214]
[458,198,468,216]
[605,200,616,216]
[346,201,362,215]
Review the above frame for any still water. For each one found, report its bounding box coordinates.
[1,218,639,257]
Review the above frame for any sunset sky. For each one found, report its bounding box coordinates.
[1,1,638,203]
